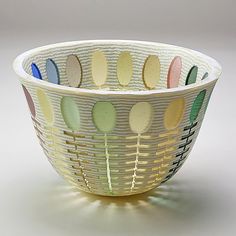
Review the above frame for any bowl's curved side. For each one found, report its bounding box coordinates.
[14,40,221,196]
[18,77,217,196]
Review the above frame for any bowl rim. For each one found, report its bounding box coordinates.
[13,39,222,96]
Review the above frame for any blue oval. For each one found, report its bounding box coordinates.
[46,59,60,84]
[31,63,42,80]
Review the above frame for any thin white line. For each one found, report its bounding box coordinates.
[104,133,112,193]
[131,133,141,191]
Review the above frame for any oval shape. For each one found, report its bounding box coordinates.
[185,66,198,85]
[92,102,116,133]
[22,85,36,117]
[202,72,208,80]
[66,54,82,87]
[167,56,182,88]
[31,63,42,80]
[46,59,60,84]
[129,102,152,134]
[61,97,80,131]
[117,51,133,86]
[91,50,107,87]
[37,89,54,124]
[143,55,160,89]
[190,90,206,124]
[164,98,185,130]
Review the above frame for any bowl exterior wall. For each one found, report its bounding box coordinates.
[19,77,217,196]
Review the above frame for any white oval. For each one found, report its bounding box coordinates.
[129,102,152,134]
[66,54,82,87]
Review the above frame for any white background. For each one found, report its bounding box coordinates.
[0,0,235,235]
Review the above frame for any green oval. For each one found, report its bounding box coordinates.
[92,102,116,133]
[61,97,80,131]
[202,72,208,80]
[190,90,206,124]
[185,66,198,85]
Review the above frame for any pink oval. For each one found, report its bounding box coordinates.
[22,85,36,117]
[167,56,182,88]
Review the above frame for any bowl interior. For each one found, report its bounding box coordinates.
[21,41,219,92]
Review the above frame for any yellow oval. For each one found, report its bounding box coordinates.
[129,102,152,134]
[66,54,82,87]
[117,52,133,86]
[91,50,107,87]
[164,98,185,130]
[37,89,54,125]
[143,55,160,89]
